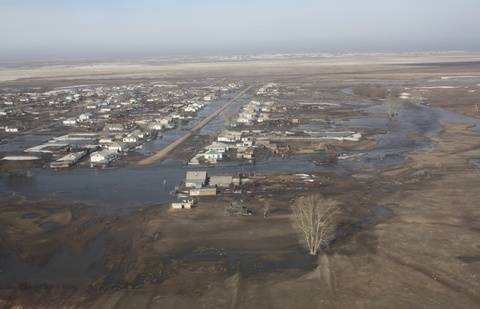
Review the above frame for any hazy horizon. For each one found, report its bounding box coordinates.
[2,0,480,62]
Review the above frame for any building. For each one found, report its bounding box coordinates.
[123,135,138,143]
[185,171,207,188]
[90,149,118,164]
[189,188,217,197]
[148,122,163,131]
[218,131,242,143]
[106,123,124,132]
[78,113,92,122]
[205,142,229,153]
[203,149,223,162]
[171,199,195,209]
[62,118,77,126]
[209,175,233,188]
[5,126,19,133]
[106,141,127,152]
[50,151,87,169]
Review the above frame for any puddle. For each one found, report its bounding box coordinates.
[470,159,480,169]
[458,256,480,264]
[21,212,40,219]
[169,248,315,276]
[39,221,63,231]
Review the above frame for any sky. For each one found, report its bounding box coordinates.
[1,0,480,61]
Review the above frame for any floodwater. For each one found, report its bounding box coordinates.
[0,235,106,287]
[1,92,480,287]
[0,134,52,152]
[1,99,480,212]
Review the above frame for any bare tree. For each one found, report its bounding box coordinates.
[263,201,271,218]
[384,92,398,120]
[291,195,339,255]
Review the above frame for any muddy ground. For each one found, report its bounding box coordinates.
[1,54,480,308]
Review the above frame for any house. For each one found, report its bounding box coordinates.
[78,113,92,122]
[90,149,118,164]
[131,129,145,139]
[0,108,11,116]
[205,142,229,153]
[106,141,127,152]
[203,94,216,101]
[50,151,87,168]
[99,137,114,144]
[148,122,163,131]
[237,147,255,160]
[171,199,195,209]
[159,117,174,128]
[218,131,242,143]
[123,135,138,143]
[209,175,233,188]
[184,105,198,113]
[5,126,19,133]
[106,123,124,132]
[189,188,217,197]
[203,149,223,162]
[185,171,207,188]
[63,118,77,126]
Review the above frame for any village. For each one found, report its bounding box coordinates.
[0,80,242,168]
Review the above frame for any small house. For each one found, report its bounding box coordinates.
[171,199,195,209]
[106,141,127,152]
[62,118,77,126]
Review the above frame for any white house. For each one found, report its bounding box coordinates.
[123,135,138,143]
[184,105,198,113]
[218,131,242,143]
[205,142,229,153]
[63,118,77,126]
[5,126,19,133]
[78,113,92,122]
[171,199,195,209]
[203,94,216,101]
[106,123,124,132]
[148,122,163,131]
[106,141,127,152]
[203,149,223,162]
